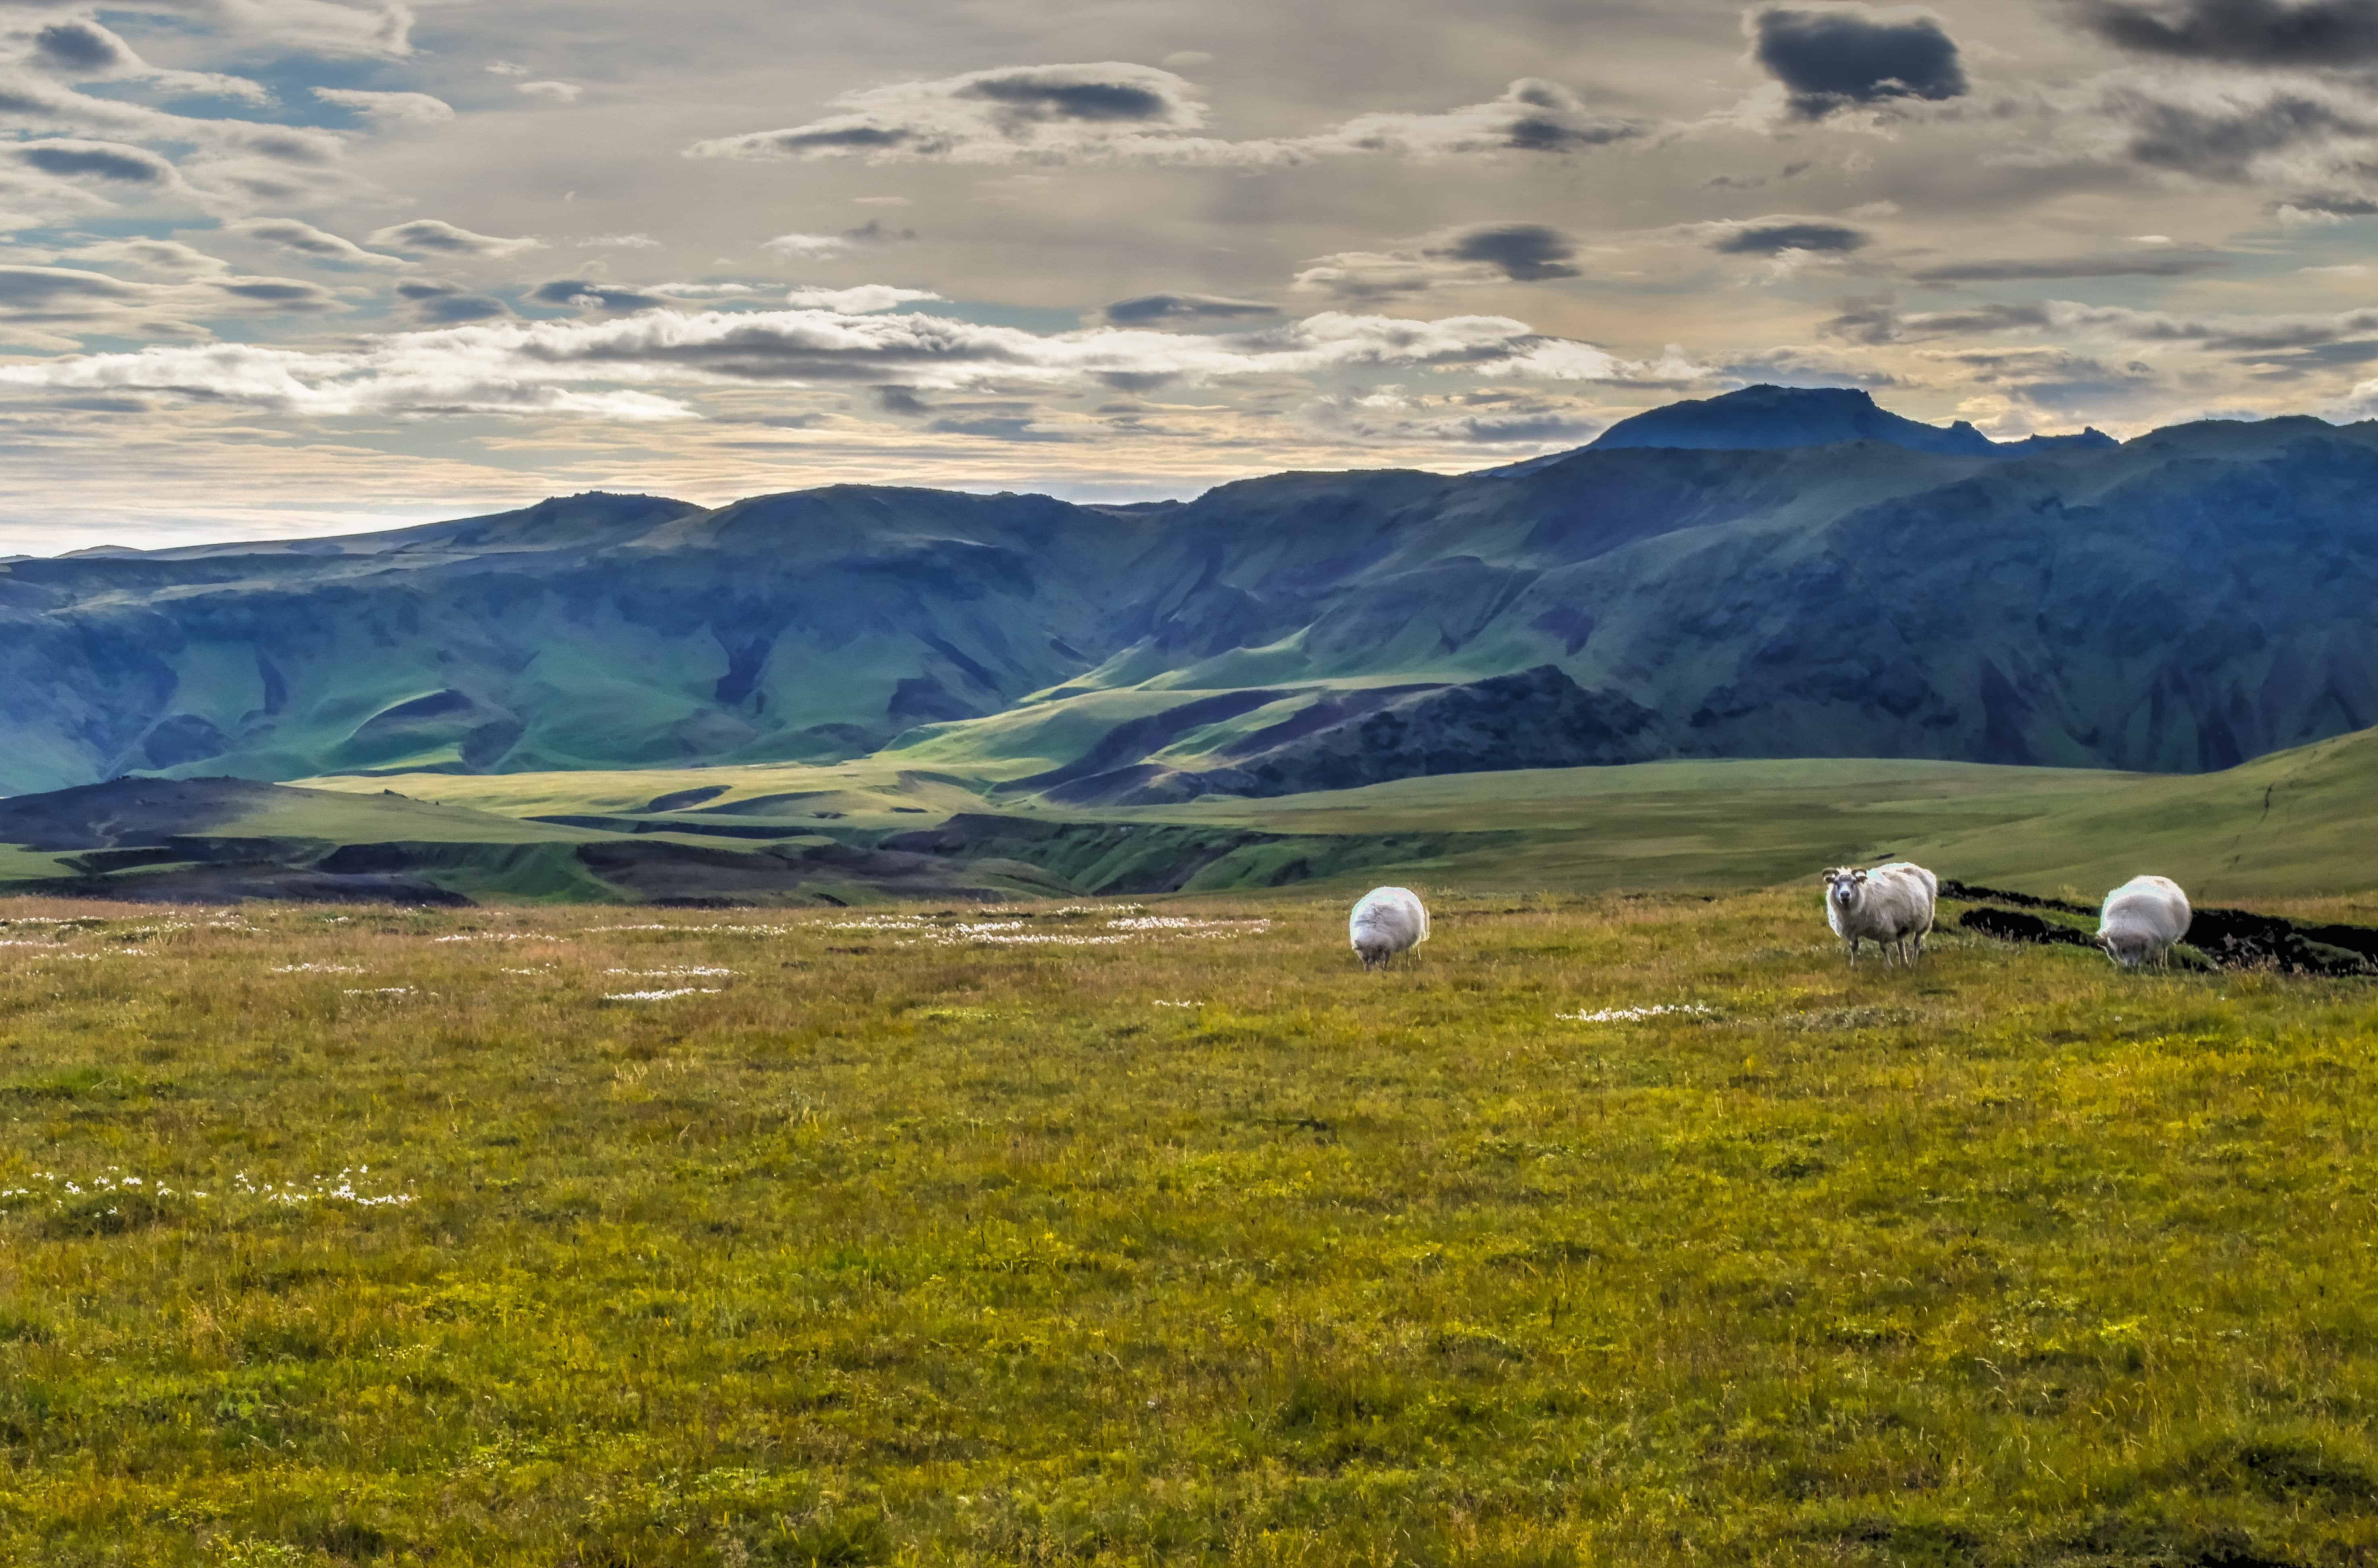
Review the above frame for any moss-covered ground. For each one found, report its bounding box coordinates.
[2,889,2376,1564]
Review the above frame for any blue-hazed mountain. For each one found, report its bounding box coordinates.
[1,386,2374,798]
[1586,383,2115,458]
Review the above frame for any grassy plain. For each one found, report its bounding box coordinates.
[4,888,2378,1565]
[302,725,2378,901]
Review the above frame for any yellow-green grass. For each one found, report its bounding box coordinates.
[293,760,990,826]
[2,889,2377,1564]
[195,788,618,847]
[1895,725,2378,903]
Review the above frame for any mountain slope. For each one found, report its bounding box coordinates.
[6,390,2378,797]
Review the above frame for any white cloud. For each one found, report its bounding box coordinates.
[0,301,1672,424]
[516,79,581,103]
[761,219,914,259]
[781,285,941,312]
[365,219,543,257]
[0,0,416,58]
[686,62,1647,166]
[577,232,660,247]
[311,85,452,128]
[229,216,405,268]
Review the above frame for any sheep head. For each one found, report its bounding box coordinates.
[1823,866,1868,909]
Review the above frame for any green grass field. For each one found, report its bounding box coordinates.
[294,719,2378,902]
[4,887,2378,1565]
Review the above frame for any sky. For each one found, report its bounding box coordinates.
[5,0,2378,550]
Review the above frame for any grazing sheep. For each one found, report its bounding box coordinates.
[1822,861,1939,967]
[1349,886,1430,970]
[2097,874,2191,968]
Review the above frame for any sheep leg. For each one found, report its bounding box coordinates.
[1846,938,1860,967]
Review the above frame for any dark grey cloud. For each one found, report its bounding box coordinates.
[1703,160,1812,191]
[2111,85,2368,179]
[1497,79,1647,150]
[1712,220,1870,254]
[1820,295,2058,342]
[12,139,173,184]
[959,68,1174,123]
[2279,191,2378,217]
[0,266,140,309]
[753,124,911,156]
[1909,251,2231,282]
[395,280,513,323]
[1104,293,1276,324]
[1426,222,1581,281]
[925,413,1068,441]
[1751,5,1968,120]
[872,385,930,415]
[2071,0,2378,65]
[31,19,132,73]
[530,278,669,312]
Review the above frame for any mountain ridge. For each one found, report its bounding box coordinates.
[6,386,2378,799]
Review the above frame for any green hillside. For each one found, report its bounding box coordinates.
[292,722,2378,904]
[13,395,2378,800]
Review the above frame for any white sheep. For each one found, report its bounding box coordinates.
[1349,886,1430,970]
[2097,874,2191,968]
[1821,861,1938,967]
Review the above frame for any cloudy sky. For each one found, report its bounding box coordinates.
[5,0,2378,549]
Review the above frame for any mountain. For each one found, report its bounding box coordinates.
[1575,384,2116,460]
[1,389,2374,800]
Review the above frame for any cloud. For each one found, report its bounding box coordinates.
[2070,0,2378,66]
[2103,75,2373,180]
[577,233,659,247]
[1312,78,1649,156]
[923,412,1068,442]
[1831,292,2378,363]
[688,61,1206,163]
[760,219,915,259]
[10,137,178,186]
[686,63,1646,166]
[781,284,940,312]
[1431,223,1581,281]
[1707,218,1871,253]
[1296,222,1584,299]
[394,278,511,324]
[230,217,405,268]
[365,219,543,257]
[0,302,1681,424]
[16,15,268,100]
[530,277,669,312]
[1103,292,1276,324]
[516,79,581,103]
[0,263,143,310]
[311,85,452,128]
[0,0,415,58]
[1302,385,1605,446]
[0,256,342,339]
[1906,251,2231,282]
[65,237,227,274]
[1749,5,1969,120]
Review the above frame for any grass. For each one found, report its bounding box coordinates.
[2,886,2377,1564]
[299,722,2378,903]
